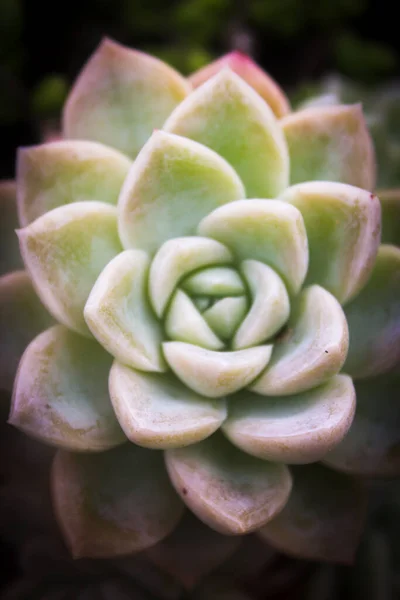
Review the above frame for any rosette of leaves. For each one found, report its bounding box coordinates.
[1,40,400,564]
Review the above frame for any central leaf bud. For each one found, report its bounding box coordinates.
[164,266,249,349]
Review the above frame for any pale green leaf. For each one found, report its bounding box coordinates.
[149,237,233,318]
[10,325,125,451]
[189,52,290,118]
[18,202,122,336]
[280,182,381,304]
[118,131,245,253]
[251,286,348,396]
[84,250,165,372]
[165,433,292,535]
[198,200,308,295]
[17,140,131,226]
[282,104,376,190]
[63,39,191,158]
[223,375,355,463]
[233,260,290,349]
[109,361,227,449]
[164,69,289,198]
[165,290,224,350]
[163,342,272,398]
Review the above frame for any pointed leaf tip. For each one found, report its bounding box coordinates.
[109,361,227,449]
[189,52,290,118]
[165,433,292,535]
[118,131,244,254]
[63,39,191,158]
[164,69,289,198]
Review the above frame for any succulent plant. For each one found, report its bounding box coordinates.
[1,40,400,566]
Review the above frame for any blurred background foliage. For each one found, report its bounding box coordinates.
[0,0,398,177]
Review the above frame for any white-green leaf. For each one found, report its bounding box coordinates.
[251,286,349,396]
[118,131,245,253]
[198,200,308,295]
[280,182,381,304]
[10,325,125,451]
[63,39,191,158]
[282,104,376,190]
[165,290,224,350]
[189,51,290,118]
[149,237,233,318]
[223,375,355,463]
[164,69,289,198]
[259,464,366,563]
[52,444,184,558]
[163,342,272,398]
[182,266,245,297]
[84,250,165,372]
[233,260,290,349]
[0,271,53,391]
[203,297,248,341]
[18,202,122,336]
[344,245,400,379]
[17,140,131,226]
[109,361,227,449]
[165,433,292,535]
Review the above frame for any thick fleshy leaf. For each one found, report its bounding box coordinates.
[223,375,355,463]
[378,188,400,246]
[164,69,289,198]
[16,141,132,226]
[146,512,241,589]
[198,200,308,295]
[163,342,272,398]
[182,267,245,297]
[324,370,400,476]
[10,325,125,451]
[18,202,122,335]
[344,245,400,379]
[282,104,376,190]
[149,237,233,317]
[109,361,227,449]
[259,464,366,563]
[165,290,224,350]
[233,260,290,349]
[280,182,381,304]
[0,181,22,275]
[189,52,290,118]
[84,250,165,372]
[63,39,191,158]
[118,131,245,253]
[0,271,53,391]
[250,286,349,396]
[165,433,292,535]
[51,444,184,558]
[203,297,248,341]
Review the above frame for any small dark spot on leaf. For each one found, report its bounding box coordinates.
[325,350,329,353]
[182,487,188,495]
[370,193,375,200]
